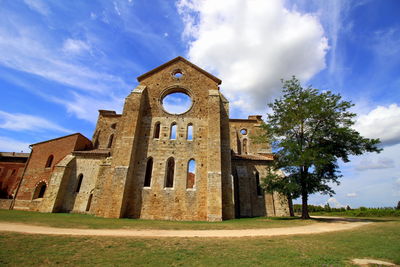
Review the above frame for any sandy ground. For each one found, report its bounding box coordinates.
[0,217,372,238]
[351,258,397,266]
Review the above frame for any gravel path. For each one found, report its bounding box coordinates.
[0,218,371,238]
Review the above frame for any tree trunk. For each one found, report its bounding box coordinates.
[301,192,310,219]
[287,195,294,217]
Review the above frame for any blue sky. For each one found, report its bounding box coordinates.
[0,0,399,208]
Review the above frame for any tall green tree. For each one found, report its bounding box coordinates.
[257,77,381,219]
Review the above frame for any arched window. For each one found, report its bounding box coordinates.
[144,157,153,187]
[33,182,47,199]
[243,139,248,154]
[187,159,196,189]
[154,122,161,139]
[165,157,175,188]
[76,174,83,193]
[107,134,114,148]
[111,123,117,129]
[170,123,177,140]
[45,155,54,168]
[255,171,262,196]
[187,124,193,140]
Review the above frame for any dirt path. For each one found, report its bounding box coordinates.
[0,218,371,238]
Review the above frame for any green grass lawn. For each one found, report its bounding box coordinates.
[0,210,315,230]
[0,217,399,266]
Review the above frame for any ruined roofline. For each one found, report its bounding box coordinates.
[0,152,30,158]
[229,115,263,123]
[137,56,222,85]
[72,149,111,157]
[98,110,122,117]
[229,118,258,122]
[232,153,274,161]
[29,133,89,147]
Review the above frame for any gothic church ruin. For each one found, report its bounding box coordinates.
[2,57,289,221]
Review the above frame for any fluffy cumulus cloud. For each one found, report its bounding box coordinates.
[327,197,345,208]
[177,0,329,113]
[354,104,400,146]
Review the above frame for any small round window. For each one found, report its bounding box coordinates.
[240,129,247,135]
[172,69,183,79]
[162,92,192,115]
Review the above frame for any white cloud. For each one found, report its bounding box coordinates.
[354,104,400,146]
[177,0,329,113]
[355,157,395,171]
[62,39,91,54]
[24,0,50,16]
[0,111,72,133]
[0,136,31,153]
[346,192,357,198]
[327,197,345,208]
[113,1,122,16]
[0,14,130,94]
[48,92,124,123]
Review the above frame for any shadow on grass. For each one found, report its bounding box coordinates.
[309,216,394,223]
[267,216,303,221]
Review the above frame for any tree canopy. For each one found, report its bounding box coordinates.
[257,77,381,219]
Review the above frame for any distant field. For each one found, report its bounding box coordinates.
[0,210,314,230]
[0,215,398,266]
[310,209,400,217]
[295,204,400,217]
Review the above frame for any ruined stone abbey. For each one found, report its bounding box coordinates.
[1,57,289,221]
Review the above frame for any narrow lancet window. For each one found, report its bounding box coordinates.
[256,171,262,196]
[107,134,114,148]
[144,157,153,187]
[76,174,83,193]
[187,124,193,140]
[170,123,177,140]
[187,159,196,189]
[154,122,161,139]
[45,155,54,168]
[165,157,175,188]
[243,139,248,154]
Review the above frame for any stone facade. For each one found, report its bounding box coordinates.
[9,57,289,220]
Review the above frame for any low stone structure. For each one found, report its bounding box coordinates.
[0,152,29,199]
[8,57,289,221]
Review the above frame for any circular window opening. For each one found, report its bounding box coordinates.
[240,129,247,135]
[162,92,192,115]
[172,69,183,79]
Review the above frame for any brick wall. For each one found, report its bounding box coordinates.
[0,153,29,199]
[15,134,91,201]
